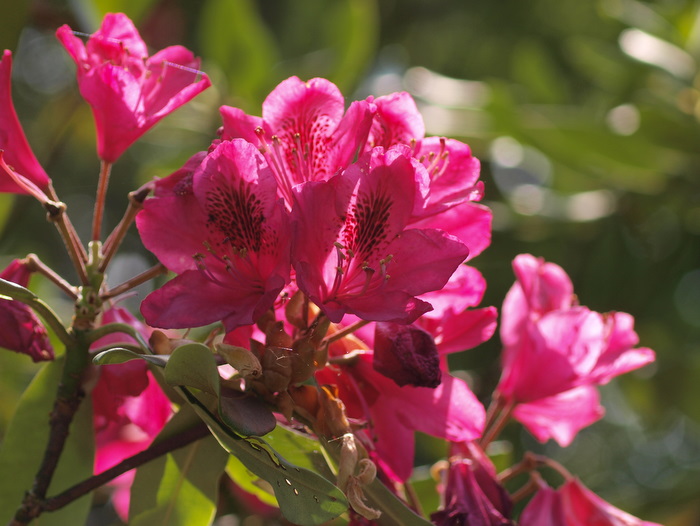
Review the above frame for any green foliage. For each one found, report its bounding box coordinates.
[0,357,94,526]
[129,408,229,526]
[194,403,348,525]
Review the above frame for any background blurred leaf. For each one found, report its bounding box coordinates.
[129,407,229,526]
[199,0,280,106]
[0,356,94,526]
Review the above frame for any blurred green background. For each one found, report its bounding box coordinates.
[1,0,699,524]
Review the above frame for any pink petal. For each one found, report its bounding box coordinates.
[0,50,50,194]
[513,386,604,446]
[367,91,425,148]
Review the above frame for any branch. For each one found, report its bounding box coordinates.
[42,423,210,513]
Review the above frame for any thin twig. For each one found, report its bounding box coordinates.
[42,424,210,513]
[92,160,112,242]
[44,201,89,286]
[102,263,168,300]
[46,183,87,263]
[322,319,370,346]
[100,182,153,273]
[24,254,78,300]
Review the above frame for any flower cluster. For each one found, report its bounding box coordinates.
[0,11,661,526]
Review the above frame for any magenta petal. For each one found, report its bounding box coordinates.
[136,192,209,274]
[387,228,469,296]
[513,386,604,446]
[561,478,664,526]
[413,202,493,261]
[0,50,50,194]
[418,137,482,214]
[141,271,262,329]
[512,254,574,314]
[220,105,265,144]
[519,484,565,526]
[368,91,425,148]
[425,306,499,356]
[590,312,656,384]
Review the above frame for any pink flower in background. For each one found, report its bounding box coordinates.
[520,478,662,526]
[137,139,291,331]
[220,76,375,205]
[292,145,469,323]
[0,50,50,196]
[91,307,172,521]
[495,254,656,445]
[0,259,53,362]
[56,13,210,162]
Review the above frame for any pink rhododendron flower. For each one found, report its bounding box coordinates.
[56,13,211,162]
[137,139,291,330]
[291,144,469,323]
[0,259,53,362]
[220,76,375,206]
[520,478,663,526]
[431,442,514,526]
[364,90,493,263]
[496,254,656,445]
[91,307,172,521]
[0,50,50,196]
[366,91,484,217]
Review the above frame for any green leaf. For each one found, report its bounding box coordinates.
[191,402,347,525]
[0,277,37,302]
[264,423,335,479]
[93,347,169,368]
[226,454,279,507]
[0,357,95,526]
[363,476,433,526]
[129,407,229,526]
[164,343,220,397]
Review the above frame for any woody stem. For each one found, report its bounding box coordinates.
[92,160,112,242]
[102,263,168,300]
[100,182,153,273]
[478,397,514,449]
[23,254,78,300]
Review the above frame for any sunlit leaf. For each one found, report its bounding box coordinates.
[93,348,169,368]
[163,343,220,397]
[0,357,94,526]
[129,407,229,526]
[191,402,347,525]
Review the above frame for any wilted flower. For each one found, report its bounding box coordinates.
[431,441,514,526]
[56,13,211,162]
[0,259,53,362]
